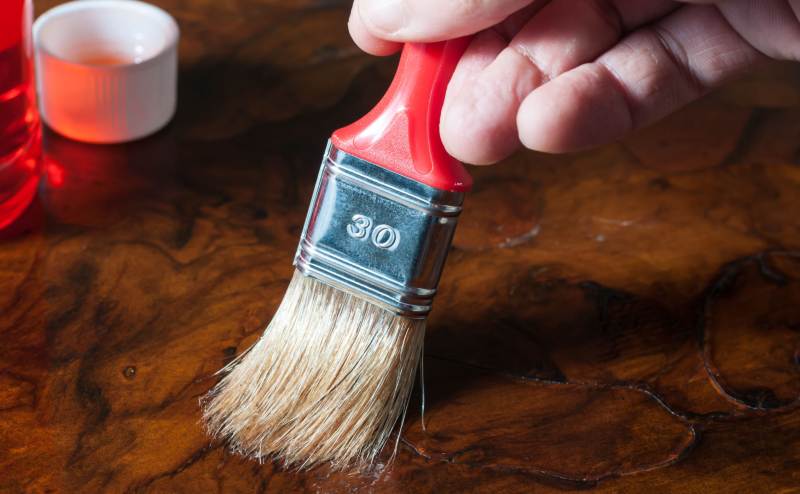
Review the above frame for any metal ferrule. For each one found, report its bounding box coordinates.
[294,141,464,317]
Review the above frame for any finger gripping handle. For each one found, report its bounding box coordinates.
[332,39,472,192]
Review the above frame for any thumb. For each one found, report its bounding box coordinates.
[358,0,535,42]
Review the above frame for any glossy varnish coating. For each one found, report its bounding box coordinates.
[2,1,800,492]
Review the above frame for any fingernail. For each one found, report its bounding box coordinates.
[361,0,407,35]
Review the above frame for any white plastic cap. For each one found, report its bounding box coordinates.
[33,0,179,144]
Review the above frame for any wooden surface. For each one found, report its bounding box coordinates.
[2,1,800,492]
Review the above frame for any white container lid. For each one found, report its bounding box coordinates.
[33,0,179,144]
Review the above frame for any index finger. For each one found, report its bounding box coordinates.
[349,0,403,55]
[356,0,538,42]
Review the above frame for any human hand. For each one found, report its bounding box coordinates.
[349,0,800,163]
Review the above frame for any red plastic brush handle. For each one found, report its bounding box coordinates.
[332,39,472,192]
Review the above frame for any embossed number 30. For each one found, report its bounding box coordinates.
[346,214,400,251]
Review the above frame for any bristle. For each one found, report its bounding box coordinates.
[201,270,425,470]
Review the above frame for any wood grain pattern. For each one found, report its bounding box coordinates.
[2,1,800,492]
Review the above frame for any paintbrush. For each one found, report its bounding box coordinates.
[202,38,472,471]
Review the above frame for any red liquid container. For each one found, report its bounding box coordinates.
[0,0,41,230]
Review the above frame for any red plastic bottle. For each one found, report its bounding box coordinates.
[0,0,41,230]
